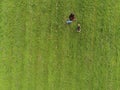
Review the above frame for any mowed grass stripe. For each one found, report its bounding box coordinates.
[66,0,83,90]
[56,1,77,90]
[31,0,50,90]
[1,1,12,89]
[1,0,17,90]
[1,0,26,90]
[24,0,51,90]
[73,0,95,89]
[24,0,37,89]
[47,0,59,89]
[105,1,119,89]
[48,0,67,89]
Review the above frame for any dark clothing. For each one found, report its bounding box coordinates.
[69,13,75,21]
[77,26,81,31]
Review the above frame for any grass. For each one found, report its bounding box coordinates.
[0,0,120,90]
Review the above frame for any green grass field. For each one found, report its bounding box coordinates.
[0,0,120,90]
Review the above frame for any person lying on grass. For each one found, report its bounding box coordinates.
[66,13,75,24]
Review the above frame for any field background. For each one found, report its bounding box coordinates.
[0,0,120,90]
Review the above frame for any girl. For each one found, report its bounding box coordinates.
[77,24,81,32]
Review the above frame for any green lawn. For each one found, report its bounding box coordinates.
[0,0,120,90]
